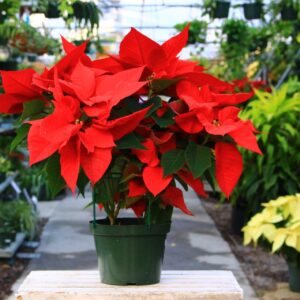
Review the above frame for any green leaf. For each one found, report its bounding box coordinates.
[146,97,162,117]
[120,96,162,117]
[116,133,145,150]
[261,124,271,144]
[275,134,288,152]
[161,149,185,177]
[151,78,180,93]
[94,180,111,204]
[77,170,89,197]
[204,167,216,193]
[174,174,188,191]
[284,123,297,137]
[144,200,173,225]
[45,153,66,198]
[185,141,211,178]
[152,108,176,127]
[20,100,45,122]
[264,174,277,191]
[10,123,30,151]
[83,201,93,209]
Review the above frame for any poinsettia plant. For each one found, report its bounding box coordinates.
[0,26,261,225]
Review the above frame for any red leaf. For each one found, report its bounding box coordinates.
[61,36,76,53]
[80,147,112,184]
[107,106,150,140]
[32,69,52,92]
[197,107,238,136]
[70,60,96,102]
[83,102,109,118]
[1,69,39,97]
[40,106,79,145]
[91,56,124,74]
[175,111,203,134]
[28,125,60,165]
[51,41,87,75]
[128,179,147,197]
[204,123,237,136]
[79,125,115,152]
[0,94,26,114]
[130,199,147,217]
[135,125,152,138]
[59,136,80,192]
[51,68,64,100]
[229,122,262,154]
[161,186,193,215]
[161,24,189,58]
[132,138,160,167]
[150,131,173,145]
[170,59,198,76]
[177,169,207,197]
[213,92,252,106]
[215,142,243,198]
[142,166,172,196]
[95,66,146,109]
[184,72,232,89]
[156,102,168,117]
[218,106,240,121]
[176,80,204,110]
[119,28,167,71]
[158,136,177,154]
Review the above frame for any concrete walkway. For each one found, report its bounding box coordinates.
[7,190,258,299]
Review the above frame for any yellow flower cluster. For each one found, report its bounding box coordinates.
[243,194,300,253]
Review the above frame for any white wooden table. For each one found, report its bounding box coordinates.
[16,270,243,300]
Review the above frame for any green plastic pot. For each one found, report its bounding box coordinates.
[281,6,298,21]
[243,3,262,20]
[213,1,230,19]
[288,263,300,293]
[90,218,171,285]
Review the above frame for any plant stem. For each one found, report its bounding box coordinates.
[114,199,122,220]
[108,215,115,225]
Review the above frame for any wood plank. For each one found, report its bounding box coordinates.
[16,270,243,300]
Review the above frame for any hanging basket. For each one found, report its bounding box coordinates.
[90,218,171,285]
[45,3,60,19]
[212,1,230,19]
[243,3,263,20]
[281,5,298,21]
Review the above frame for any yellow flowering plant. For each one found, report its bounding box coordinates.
[243,194,300,267]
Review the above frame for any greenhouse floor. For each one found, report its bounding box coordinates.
[7,190,258,300]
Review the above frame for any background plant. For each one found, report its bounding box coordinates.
[202,0,230,19]
[0,0,20,23]
[220,19,250,80]
[243,194,300,267]
[231,80,300,220]
[268,0,300,20]
[0,21,59,55]
[34,0,101,32]
[175,20,208,45]
[0,200,37,247]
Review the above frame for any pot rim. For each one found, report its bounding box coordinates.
[89,218,171,237]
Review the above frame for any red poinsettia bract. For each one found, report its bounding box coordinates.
[0,25,261,218]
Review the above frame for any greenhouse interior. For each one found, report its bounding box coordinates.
[0,0,300,299]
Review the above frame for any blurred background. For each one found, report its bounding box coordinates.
[0,1,300,300]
